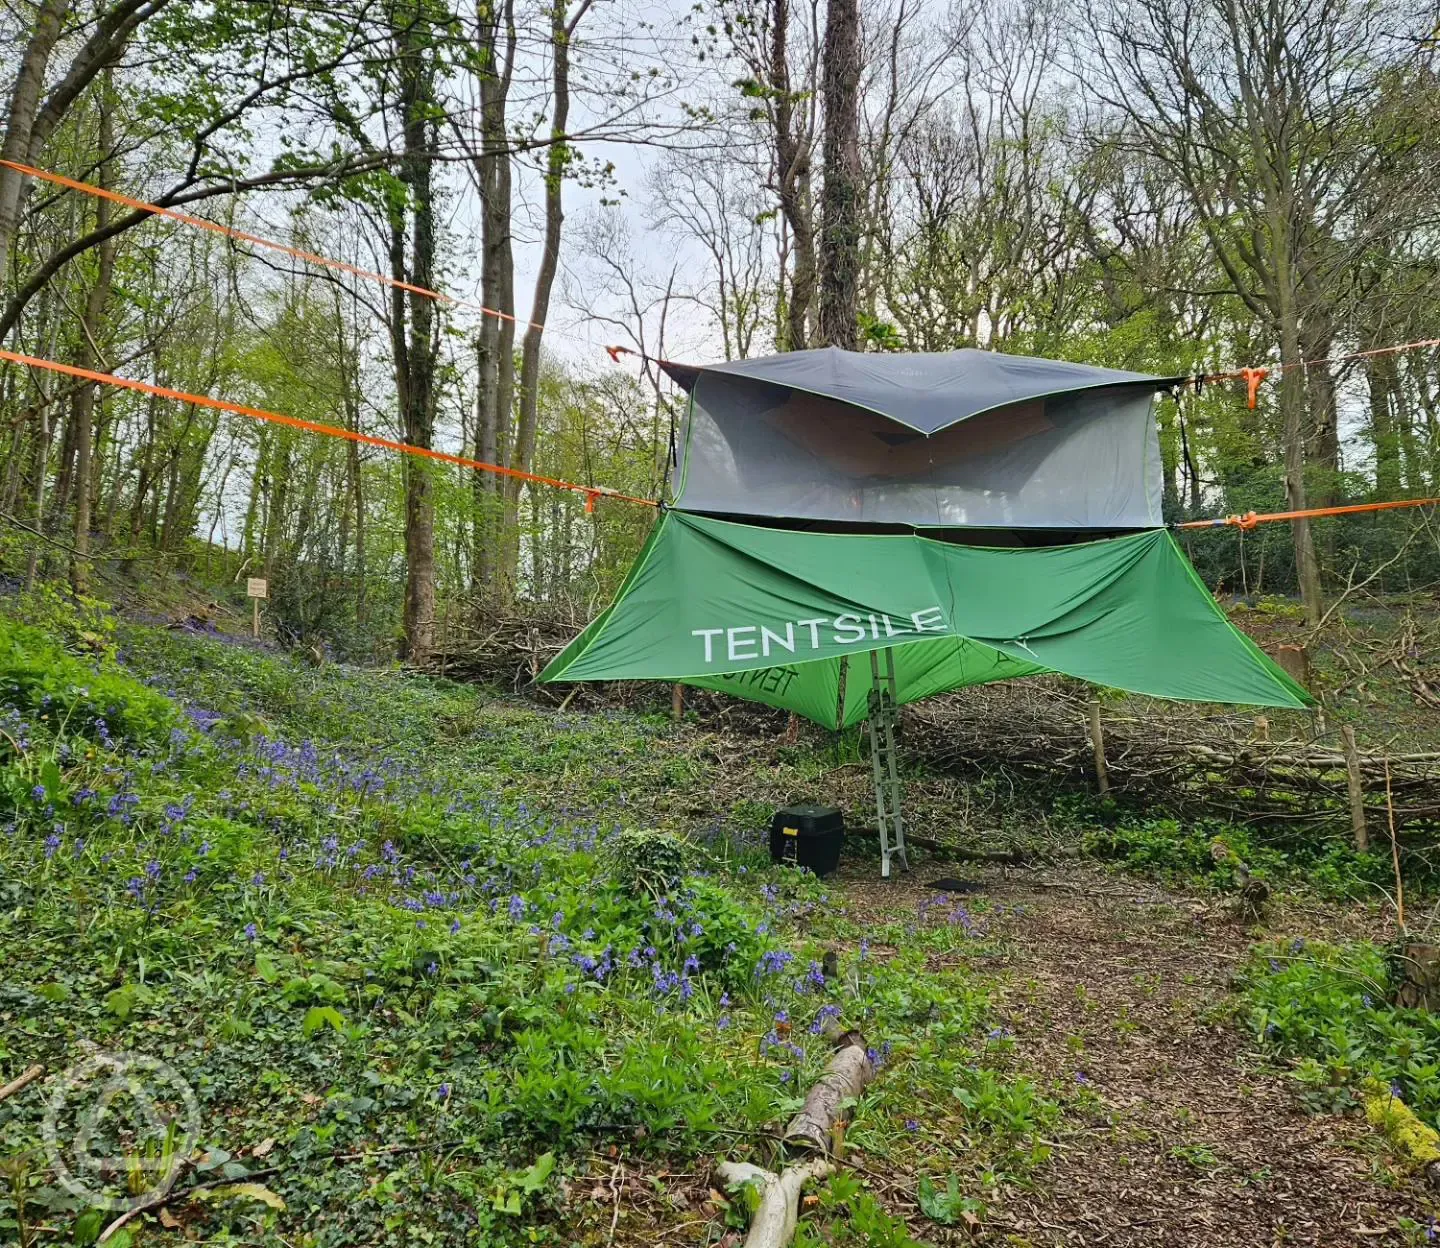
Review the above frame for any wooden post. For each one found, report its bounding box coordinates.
[671,682,683,721]
[247,577,267,639]
[1341,724,1368,853]
[1087,697,1110,795]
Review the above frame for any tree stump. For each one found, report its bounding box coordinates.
[1273,643,1311,689]
[1394,944,1440,1010]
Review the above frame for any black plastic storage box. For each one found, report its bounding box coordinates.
[769,804,844,877]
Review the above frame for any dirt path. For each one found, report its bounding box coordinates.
[836,861,1433,1247]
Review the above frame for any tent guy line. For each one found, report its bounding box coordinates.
[1175,496,1440,530]
[8,155,1436,410]
[1,342,1434,527]
[0,349,659,509]
[0,158,545,333]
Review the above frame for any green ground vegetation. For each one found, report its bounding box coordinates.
[0,591,1062,1247]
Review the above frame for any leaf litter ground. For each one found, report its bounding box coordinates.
[835,859,1433,1246]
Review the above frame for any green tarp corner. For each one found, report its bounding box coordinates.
[540,511,1313,728]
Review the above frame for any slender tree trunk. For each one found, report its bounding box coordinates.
[23,283,61,589]
[770,0,815,351]
[392,8,439,659]
[0,0,71,274]
[1278,306,1323,623]
[1368,346,1402,499]
[818,0,860,350]
[471,0,517,602]
[507,0,589,593]
[71,79,116,593]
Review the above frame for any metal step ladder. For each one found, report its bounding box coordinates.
[866,647,909,878]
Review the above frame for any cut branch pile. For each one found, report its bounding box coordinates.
[902,678,1440,831]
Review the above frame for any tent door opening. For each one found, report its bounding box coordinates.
[867,647,909,878]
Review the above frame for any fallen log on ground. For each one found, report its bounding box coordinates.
[715,1021,874,1247]
[783,1025,873,1153]
[714,1159,835,1248]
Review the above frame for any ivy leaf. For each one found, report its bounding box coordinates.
[302,1005,345,1038]
[519,1151,554,1194]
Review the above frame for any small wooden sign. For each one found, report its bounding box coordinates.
[246,578,268,599]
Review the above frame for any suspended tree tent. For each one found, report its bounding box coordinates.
[541,348,1312,872]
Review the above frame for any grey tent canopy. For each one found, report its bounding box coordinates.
[662,347,1183,530]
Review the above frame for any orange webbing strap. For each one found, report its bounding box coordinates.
[0,159,543,332]
[0,349,657,509]
[1204,337,1440,407]
[1239,367,1268,409]
[1176,496,1440,530]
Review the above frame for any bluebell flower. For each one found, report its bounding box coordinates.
[450,918,461,935]
[436,1083,451,1102]
[244,922,257,942]
[43,833,61,858]
[905,1118,920,1132]
[30,785,46,801]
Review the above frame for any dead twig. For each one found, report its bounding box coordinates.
[0,1064,44,1102]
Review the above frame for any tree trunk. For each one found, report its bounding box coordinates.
[770,0,815,351]
[1278,309,1323,623]
[71,79,117,594]
[817,0,860,350]
[507,0,588,593]
[392,8,439,660]
[1368,349,1402,500]
[0,0,72,274]
[471,0,517,603]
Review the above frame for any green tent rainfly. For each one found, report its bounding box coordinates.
[542,510,1311,726]
[541,346,1313,873]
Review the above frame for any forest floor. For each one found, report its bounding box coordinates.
[835,862,1427,1248]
